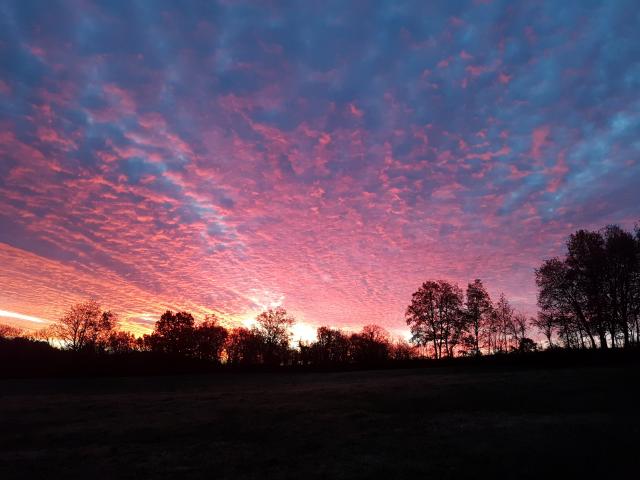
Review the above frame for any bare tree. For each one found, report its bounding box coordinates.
[29,325,57,344]
[53,300,117,352]
[389,338,418,360]
[491,293,514,353]
[0,323,22,339]
[531,312,555,348]
[509,312,529,350]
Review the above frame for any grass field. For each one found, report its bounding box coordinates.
[1,364,638,479]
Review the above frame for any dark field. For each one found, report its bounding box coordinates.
[1,365,639,479]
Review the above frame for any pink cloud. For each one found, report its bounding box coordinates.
[348,103,364,118]
[531,125,550,160]
[0,79,10,95]
[36,126,77,151]
[546,151,569,192]
[465,145,511,161]
[499,71,512,84]
[466,64,490,77]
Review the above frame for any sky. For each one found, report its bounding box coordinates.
[1,0,639,339]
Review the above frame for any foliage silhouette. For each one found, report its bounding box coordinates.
[536,224,640,349]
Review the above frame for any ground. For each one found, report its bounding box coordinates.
[1,364,638,479]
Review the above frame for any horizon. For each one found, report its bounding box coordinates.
[1,1,639,338]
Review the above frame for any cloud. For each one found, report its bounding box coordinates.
[1,0,639,336]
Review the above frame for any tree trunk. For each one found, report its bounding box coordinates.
[598,330,608,349]
[621,316,630,347]
[474,322,480,356]
[623,326,629,347]
[571,301,596,349]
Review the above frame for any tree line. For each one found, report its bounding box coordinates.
[1,304,417,367]
[536,224,640,349]
[1,223,638,369]
[406,279,536,358]
[0,288,534,365]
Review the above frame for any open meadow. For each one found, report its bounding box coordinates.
[1,364,638,479]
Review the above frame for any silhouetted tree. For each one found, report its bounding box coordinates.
[491,294,514,353]
[507,312,529,350]
[536,224,640,349]
[406,280,464,359]
[253,307,295,365]
[518,337,538,353]
[634,226,640,343]
[53,301,117,352]
[194,315,228,363]
[28,325,57,345]
[297,340,314,365]
[349,325,390,364]
[463,279,492,356]
[106,330,137,354]
[137,334,154,352]
[312,326,350,364]
[536,257,595,348]
[389,338,418,360]
[225,327,262,365]
[150,310,196,356]
[566,230,609,348]
[603,225,638,347]
[531,312,556,348]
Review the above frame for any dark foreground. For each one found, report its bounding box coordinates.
[1,365,639,479]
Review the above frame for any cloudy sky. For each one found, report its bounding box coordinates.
[1,0,638,337]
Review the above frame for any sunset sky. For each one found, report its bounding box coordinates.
[1,0,639,338]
